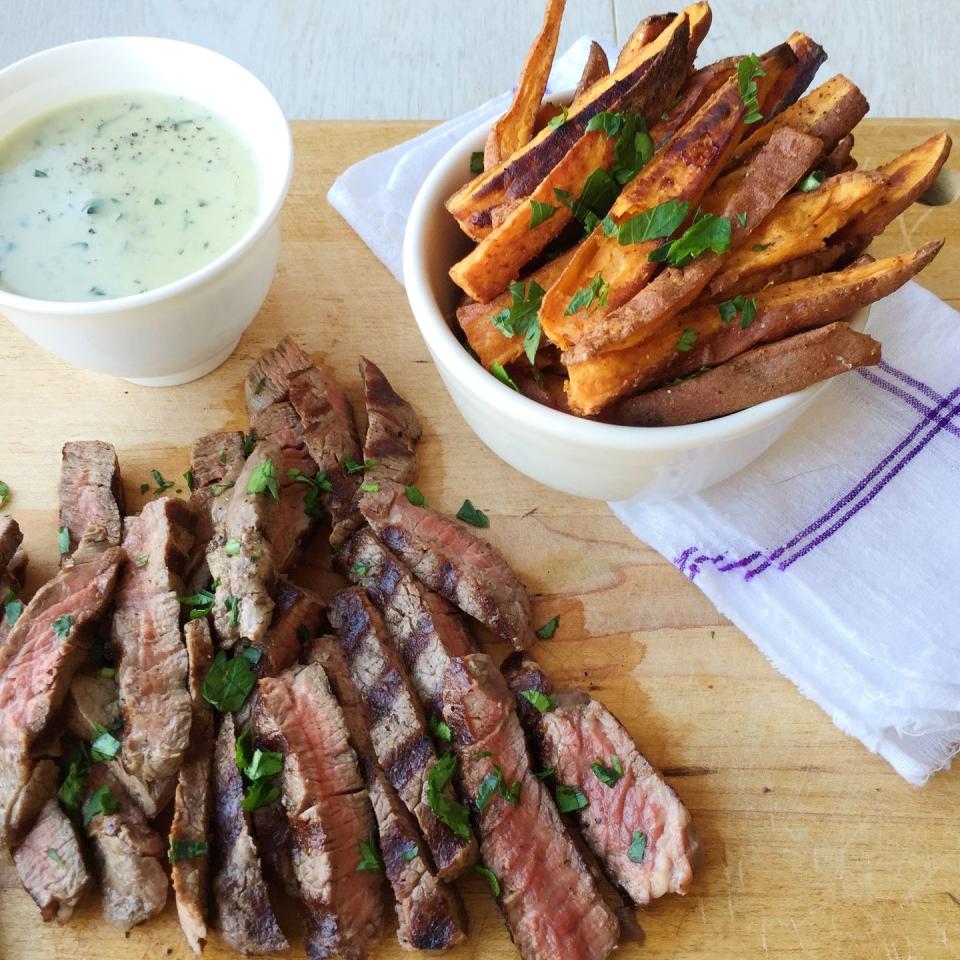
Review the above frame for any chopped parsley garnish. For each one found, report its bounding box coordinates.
[287,467,332,519]
[736,210,748,227]
[225,595,240,629]
[344,456,377,475]
[218,450,227,465]
[591,755,623,788]
[4,595,23,627]
[405,485,427,507]
[649,210,732,267]
[178,588,215,620]
[456,499,489,528]
[211,480,235,497]
[426,751,471,839]
[555,783,589,813]
[796,169,826,192]
[57,746,91,813]
[245,747,283,782]
[46,848,65,866]
[615,198,689,246]
[470,151,484,175]
[201,649,259,712]
[676,328,698,352]
[736,54,766,125]
[100,666,116,679]
[565,273,609,316]
[356,833,384,871]
[57,526,70,555]
[83,784,119,825]
[546,105,568,129]
[519,689,557,714]
[140,483,150,494]
[242,777,280,813]
[253,376,267,395]
[247,458,280,501]
[429,714,453,742]
[535,615,560,639]
[151,469,175,493]
[34,169,48,178]
[183,468,195,491]
[168,838,209,863]
[491,279,545,367]
[475,766,521,811]
[534,765,557,780]
[352,562,371,578]
[490,362,519,391]
[611,113,654,185]
[242,432,258,456]
[555,168,620,232]
[628,830,647,863]
[752,242,771,251]
[401,846,419,863]
[475,864,501,896]
[0,480,8,507]
[361,481,380,493]
[471,750,492,762]
[224,538,242,556]
[90,723,122,762]
[529,200,559,229]
[52,614,72,641]
[718,295,757,329]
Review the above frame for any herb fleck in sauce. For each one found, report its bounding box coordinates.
[0,93,258,301]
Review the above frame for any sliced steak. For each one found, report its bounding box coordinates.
[207,440,283,648]
[328,587,477,880]
[256,662,383,960]
[502,653,700,905]
[111,497,193,808]
[212,713,289,956]
[83,765,168,930]
[339,528,474,718]
[0,517,23,575]
[59,441,125,555]
[0,542,123,845]
[0,524,26,647]
[255,578,326,678]
[171,619,215,954]
[442,654,620,960]
[359,356,422,487]
[309,635,467,951]
[252,798,300,899]
[245,334,316,415]
[360,483,534,649]
[12,797,91,922]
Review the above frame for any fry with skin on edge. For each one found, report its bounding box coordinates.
[615,13,675,70]
[646,56,738,146]
[614,322,880,427]
[822,134,856,176]
[760,32,827,122]
[571,41,611,109]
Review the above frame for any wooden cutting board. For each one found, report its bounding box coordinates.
[1,118,958,960]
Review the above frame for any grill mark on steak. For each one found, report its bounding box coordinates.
[255,662,383,960]
[207,440,283,648]
[339,528,474,718]
[442,654,620,960]
[358,357,422,487]
[170,619,215,955]
[359,483,535,649]
[0,540,123,846]
[59,441,125,557]
[83,764,168,930]
[308,635,468,951]
[212,713,289,956]
[328,587,478,881]
[12,797,91,923]
[111,498,193,804]
[502,652,700,905]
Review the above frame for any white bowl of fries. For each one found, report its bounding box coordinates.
[403,2,948,501]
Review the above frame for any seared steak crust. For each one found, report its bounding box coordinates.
[328,588,478,880]
[339,528,474,716]
[359,357,422,487]
[254,578,326,678]
[360,484,535,649]
[442,654,620,960]
[256,663,383,960]
[309,635,468,951]
[503,653,700,905]
[59,441,125,555]
[212,714,289,956]
[13,797,91,923]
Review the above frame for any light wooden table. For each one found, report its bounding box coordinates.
[0,118,958,959]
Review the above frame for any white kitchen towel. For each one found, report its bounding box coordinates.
[326,42,960,784]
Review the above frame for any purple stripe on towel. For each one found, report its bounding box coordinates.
[858,369,960,439]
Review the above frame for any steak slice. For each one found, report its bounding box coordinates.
[207,440,283,648]
[0,542,123,846]
[339,528,474,717]
[360,483,535,649]
[309,635,468,951]
[171,619,216,954]
[0,523,26,648]
[328,587,477,880]
[59,441,125,555]
[212,713,289,956]
[253,578,326,678]
[12,797,91,922]
[83,765,168,930]
[442,654,620,960]
[256,662,383,960]
[0,517,23,575]
[245,334,316,415]
[112,497,193,802]
[502,653,700,905]
[358,357,422,487]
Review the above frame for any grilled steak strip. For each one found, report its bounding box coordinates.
[309,635,468,951]
[359,357,422,487]
[502,653,700,905]
[112,497,193,809]
[0,517,23,575]
[0,546,29,646]
[12,797,91,923]
[212,713,289,956]
[0,540,123,846]
[83,764,168,930]
[171,619,216,955]
[59,440,125,556]
[442,654,620,960]
[360,483,535,649]
[339,528,474,717]
[328,587,478,880]
[256,662,383,960]
[207,440,283,648]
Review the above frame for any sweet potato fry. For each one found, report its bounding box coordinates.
[727,74,869,171]
[615,13,677,70]
[572,42,611,108]
[682,1,714,66]
[761,32,827,122]
[563,126,824,362]
[446,13,690,241]
[484,0,566,170]
[565,241,942,415]
[822,134,856,176]
[614,322,880,426]
[647,56,738,146]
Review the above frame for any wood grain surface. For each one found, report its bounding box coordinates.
[0,118,958,960]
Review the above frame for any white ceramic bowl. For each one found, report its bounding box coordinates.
[403,100,868,501]
[0,37,293,386]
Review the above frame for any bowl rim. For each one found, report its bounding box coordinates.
[0,36,293,315]
[403,90,868,453]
